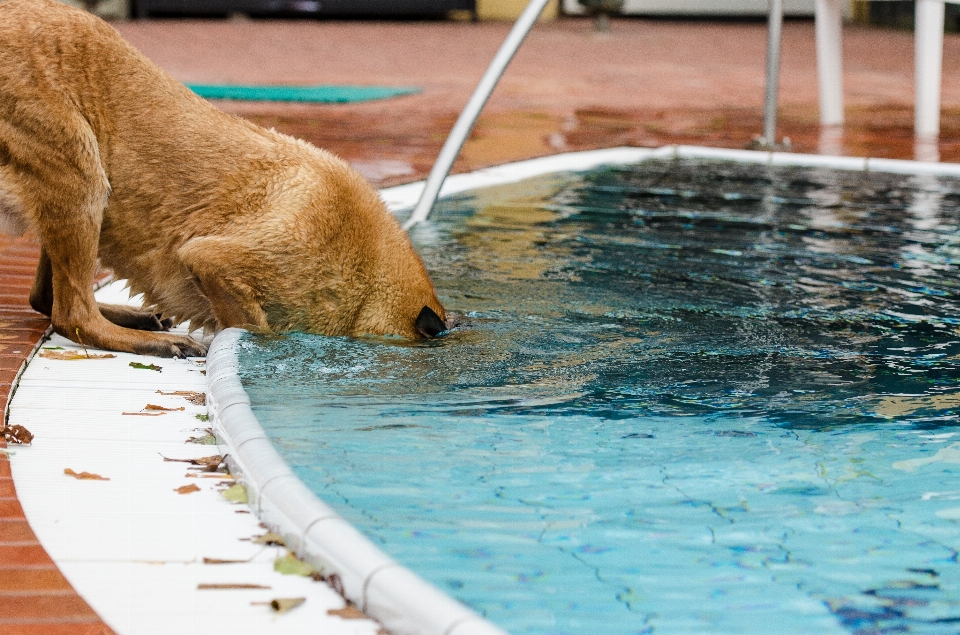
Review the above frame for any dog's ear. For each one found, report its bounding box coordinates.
[415,306,447,338]
[178,236,270,331]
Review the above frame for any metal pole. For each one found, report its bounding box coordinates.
[403,0,553,230]
[762,0,783,146]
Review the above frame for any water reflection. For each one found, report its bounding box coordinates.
[247,160,960,429]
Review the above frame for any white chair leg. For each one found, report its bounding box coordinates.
[815,0,844,126]
[915,0,945,141]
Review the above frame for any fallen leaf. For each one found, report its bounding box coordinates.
[270,597,306,614]
[203,557,252,564]
[197,583,270,590]
[221,483,248,504]
[42,346,64,350]
[195,413,210,422]
[328,605,369,619]
[129,361,162,372]
[40,350,116,360]
[273,553,317,577]
[187,434,217,445]
[2,424,34,445]
[157,390,206,405]
[175,483,200,494]
[253,532,285,547]
[122,411,165,416]
[145,404,185,412]
[327,573,346,598]
[161,453,223,468]
[158,452,224,465]
[64,468,109,481]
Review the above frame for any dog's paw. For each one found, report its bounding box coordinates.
[135,335,207,359]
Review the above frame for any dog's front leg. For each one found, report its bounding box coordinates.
[37,196,205,357]
[43,235,206,357]
[30,247,176,333]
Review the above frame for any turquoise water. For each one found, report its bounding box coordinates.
[239,159,960,634]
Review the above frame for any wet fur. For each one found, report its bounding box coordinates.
[0,0,446,357]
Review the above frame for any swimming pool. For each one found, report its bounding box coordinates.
[232,151,960,634]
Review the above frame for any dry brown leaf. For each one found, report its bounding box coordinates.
[175,483,200,494]
[197,583,270,590]
[252,532,285,547]
[157,390,206,405]
[145,404,185,412]
[328,605,368,619]
[271,598,306,614]
[2,424,34,445]
[160,453,222,466]
[64,468,109,481]
[203,557,251,564]
[40,349,116,360]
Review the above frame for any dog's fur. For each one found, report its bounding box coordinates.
[0,0,447,357]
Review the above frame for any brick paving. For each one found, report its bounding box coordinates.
[0,236,114,635]
[1,13,958,634]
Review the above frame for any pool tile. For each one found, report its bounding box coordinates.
[0,593,102,621]
[0,566,72,592]
[0,519,38,544]
[0,626,114,635]
[0,544,54,566]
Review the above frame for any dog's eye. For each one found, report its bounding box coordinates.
[415,306,446,338]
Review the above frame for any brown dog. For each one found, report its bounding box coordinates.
[0,0,448,357]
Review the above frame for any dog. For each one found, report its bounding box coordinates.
[0,0,448,358]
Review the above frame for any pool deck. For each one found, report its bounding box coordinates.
[2,13,960,634]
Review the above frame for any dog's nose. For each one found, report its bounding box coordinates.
[415,305,447,338]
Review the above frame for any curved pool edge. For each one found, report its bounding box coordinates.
[378,145,960,214]
[207,328,508,635]
[207,145,960,635]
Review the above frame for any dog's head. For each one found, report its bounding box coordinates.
[177,158,449,340]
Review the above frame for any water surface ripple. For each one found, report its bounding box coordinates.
[240,159,960,634]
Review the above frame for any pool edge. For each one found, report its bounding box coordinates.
[207,328,507,635]
[207,145,960,635]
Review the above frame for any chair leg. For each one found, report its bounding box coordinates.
[915,0,944,141]
[815,0,844,127]
[762,0,784,146]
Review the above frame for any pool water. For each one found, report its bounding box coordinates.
[239,159,960,634]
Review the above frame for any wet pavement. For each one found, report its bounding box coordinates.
[111,17,960,185]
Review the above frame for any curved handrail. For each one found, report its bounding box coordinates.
[402,0,553,230]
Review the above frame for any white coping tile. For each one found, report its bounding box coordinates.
[384,146,960,221]
[55,561,375,635]
[7,279,381,635]
[770,152,868,170]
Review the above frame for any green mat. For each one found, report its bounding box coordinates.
[186,84,420,103]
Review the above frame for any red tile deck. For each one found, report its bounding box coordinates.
[0,235,116,635]
[0,13,957,635]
